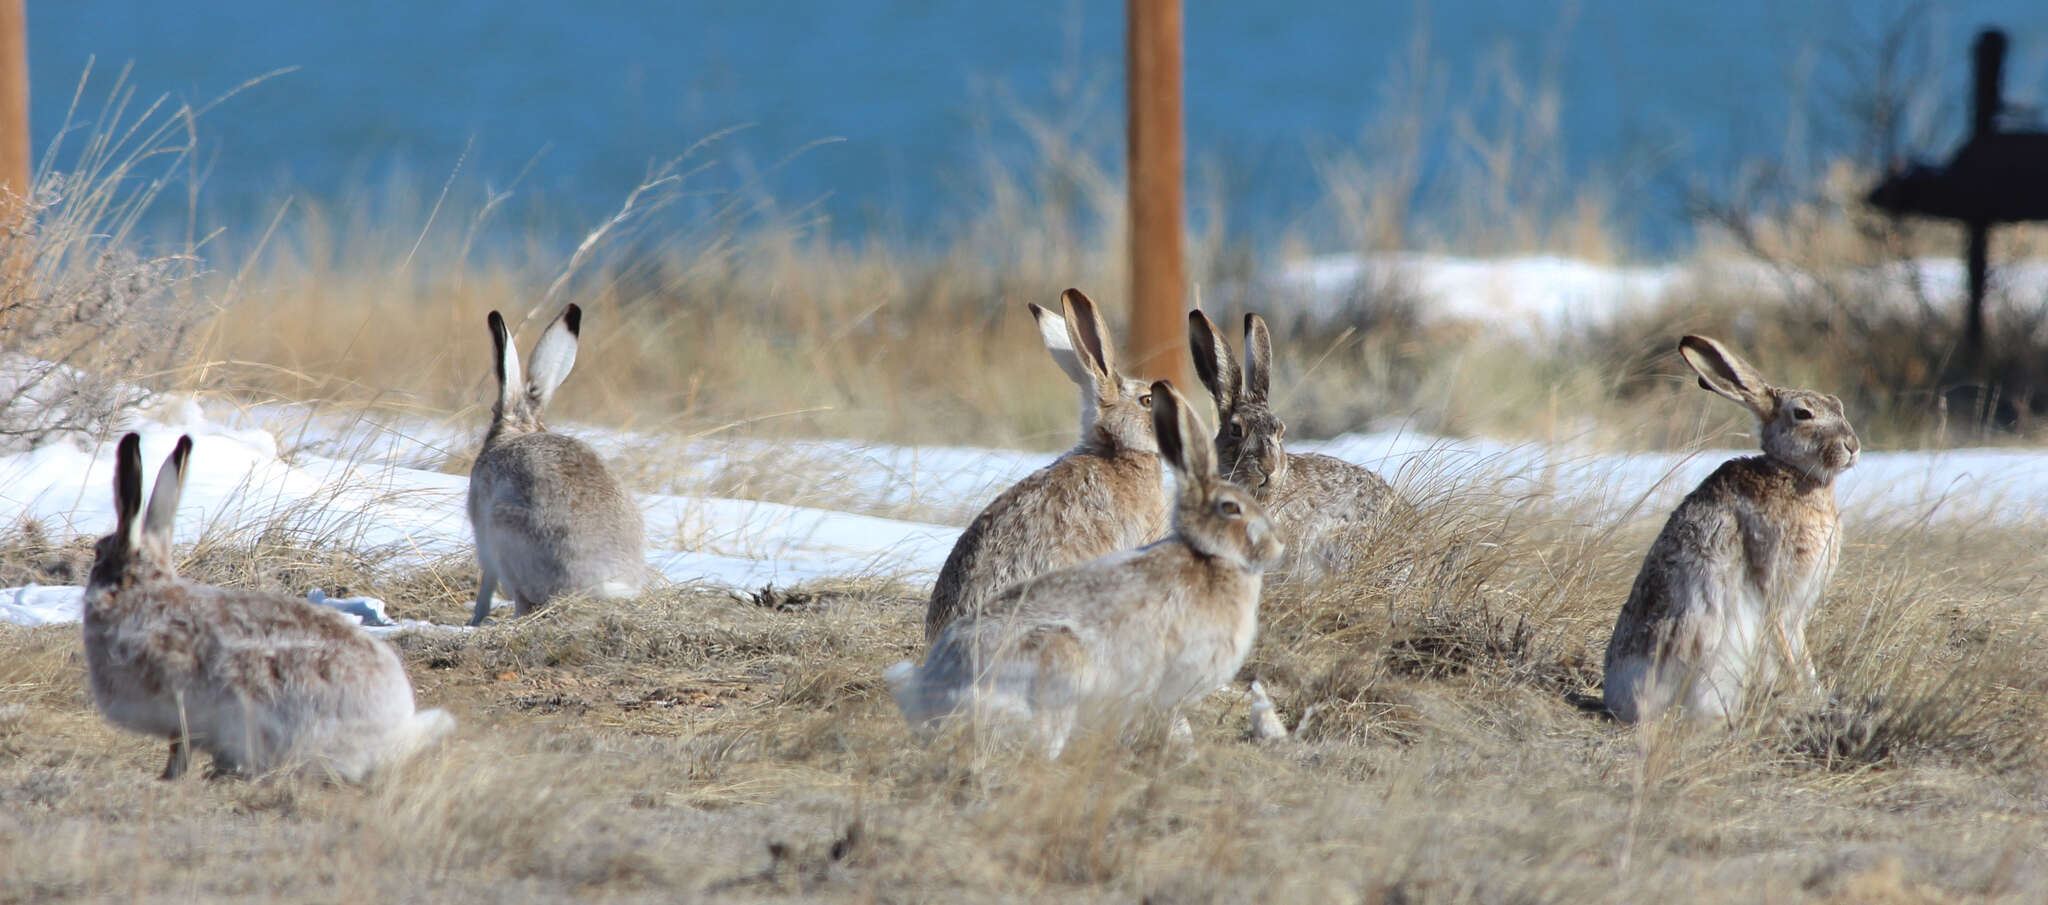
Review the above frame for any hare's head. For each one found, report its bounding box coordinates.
[89,433,192,589]
[1153,381,1283,571]
[1188,309,1287,493]
[1030,289,1158,455]
[486,304,583,440]
[1679,335,1860,481]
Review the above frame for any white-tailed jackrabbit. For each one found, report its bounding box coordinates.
[922,289,1169,641]
[1187,309,1402,580]
[888,382,1283,757]
[83,434,454,780]
[469,304,645,626]
[1603,335,1860,723]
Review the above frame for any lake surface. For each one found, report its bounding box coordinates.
[31,1,2048,255]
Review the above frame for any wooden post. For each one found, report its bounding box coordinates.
[1125,0,1187,392]
[0,0,26,209]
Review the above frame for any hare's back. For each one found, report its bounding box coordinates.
[195,585,415,707]
[474,433,642,542]
[1277,453,1399,519]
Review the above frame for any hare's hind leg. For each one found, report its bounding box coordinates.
[470,564,498,626]
[160,737,188,780]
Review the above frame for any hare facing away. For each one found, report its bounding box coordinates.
[469,304,646,626]
[888,382,1283,757]
[83,434,454,780]
[1187,309,1403,581]
[921,289,1169,642]
[1603,336,1860,724]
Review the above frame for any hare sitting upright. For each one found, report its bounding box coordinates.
[469,304,646,626]
[888,382,1284,757]
[1187,309,1403,581]
[84,434,454,780]
[1604,336,1860,724]
[921,289,1169,641]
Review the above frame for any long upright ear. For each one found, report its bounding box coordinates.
[142,435,193,549]
[1187,309,1240,415]
[1151,380,1215,481]
[1241,314,1273,404]
[1678,335,1773,417]
[112,433,144,551]
[525,304,582,412]
[1030,301,1095,388]
[488,311,522,414]
[1061,289,1116,387]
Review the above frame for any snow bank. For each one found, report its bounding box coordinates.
[1273,252,2048,336]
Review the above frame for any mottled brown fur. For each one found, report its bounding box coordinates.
[1603,336,1858,723]
[1188,310,1403,579]
[923,290,1168,640]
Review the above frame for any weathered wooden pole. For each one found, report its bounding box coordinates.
[1125,0,1188,391]
[0,0,26,211]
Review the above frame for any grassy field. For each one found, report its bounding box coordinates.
[4,35,2048,903]
[2,462,2044,903]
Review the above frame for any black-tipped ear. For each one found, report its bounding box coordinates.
[1242,314,1273,403]
[1151,379,1185,472]
[1061,289,1116,382]
[113,433,144,539]
[487,311,511,388]
[143,435,193,545]
[1678,334,1773,417]
[1150,380,1215,480]
[1187,309,1239,414]
[562,303,582,337]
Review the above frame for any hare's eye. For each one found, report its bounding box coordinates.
[1138,393,1154,408]
[1229,422,1243,438]
[1217,500,1242,517]
[1792,407,1814,422]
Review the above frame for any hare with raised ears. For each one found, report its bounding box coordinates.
[889,382,1283,757]
[921,289,1169,641]
[83,434,455,781]
[1188,309,1402,581]
[469,304,646,626]
[1603,336,1860,724]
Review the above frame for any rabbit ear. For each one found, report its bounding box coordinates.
[1679,335,1773,416]
[112,433,144,551]
[1187,309,1240,414]
[1030,301,1096,389]
[1241,314,1273,404]
[142,435,193,549]
[488,311,523,414]
[1151,380,1216,482]
[1061,289,1117,389]
[525,304,581,412]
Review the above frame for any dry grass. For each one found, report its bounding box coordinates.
[3,468,2044,904]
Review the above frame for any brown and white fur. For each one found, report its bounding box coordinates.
[1188,309,1402,581]
[1603,336,1860,724]
[469,304,645,626]
[83,434,454,780]
[888,382,1284,757]
[921,289,1168,641]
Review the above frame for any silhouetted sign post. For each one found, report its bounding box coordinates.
[1126,0,1188,392]
[1866,28,2048,379]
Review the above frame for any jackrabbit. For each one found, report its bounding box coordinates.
[469,304,645,626]
[1603,335,1859,723]
[922,289,1169,641]
[83,433,454,780]
[1187,309,1402,580]
[888,382,1283,757]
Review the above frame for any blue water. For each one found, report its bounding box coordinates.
[30,1,2048,256]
